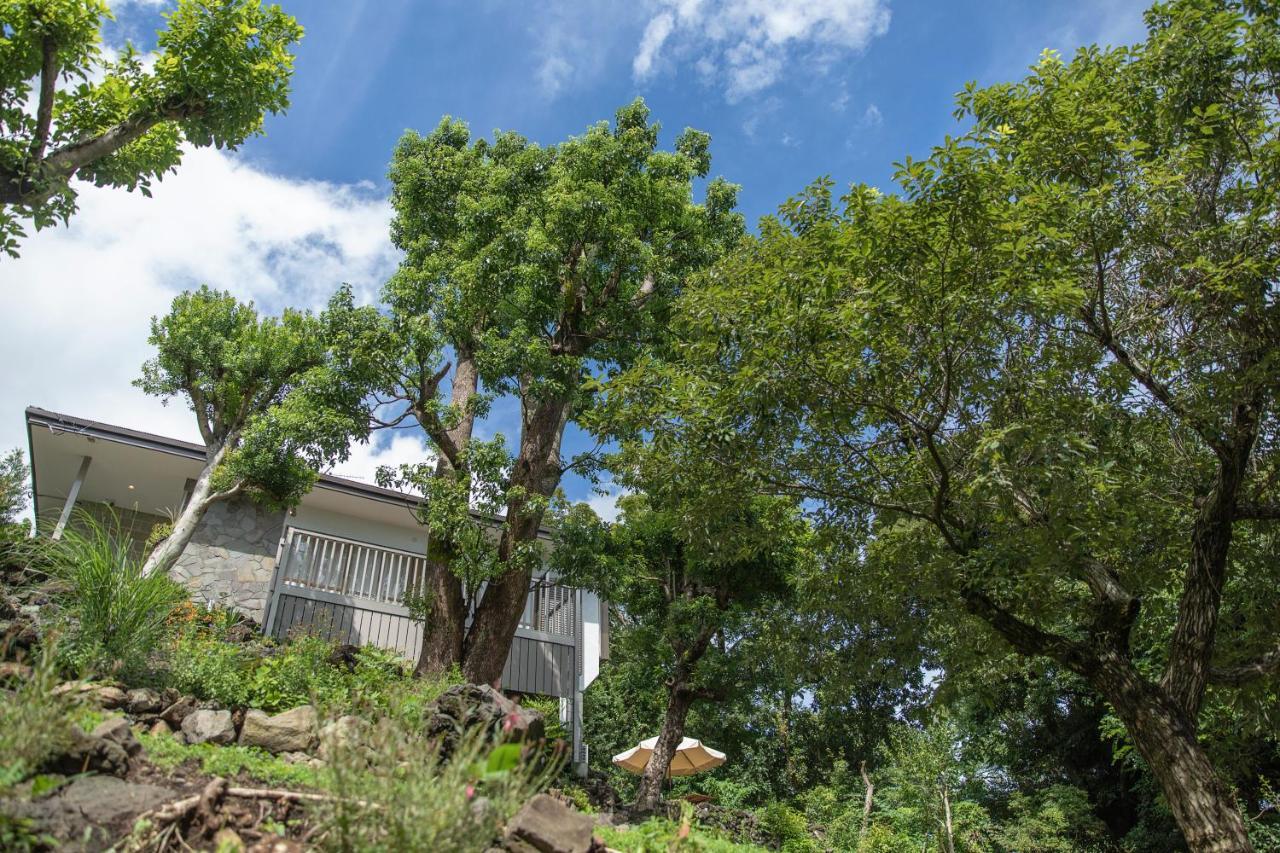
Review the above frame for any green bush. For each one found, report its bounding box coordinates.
[0,643,76,791]
[166,626,254,707]
[40,511,188,678]
[758,802,815,851]
[316,716,559,851]
[522,695,568,742]
[598,806,771,853]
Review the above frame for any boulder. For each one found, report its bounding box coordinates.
[182,709,236,745]
[317,714,365,759]
[94,685,127,709]
[425,684,545,758]
[42,726,130,777]
[150,719,173,736]
[239,705,318,754]
[91,717,142,757]
[502,794,596,853]
[160,694,198,727]
[126,687,163,714]
[0,775,178,848]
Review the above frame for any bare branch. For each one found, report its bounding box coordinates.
[1210,643,1280,687]
[31,36,58,163]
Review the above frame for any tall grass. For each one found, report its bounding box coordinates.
[317,721,563,852]
[40,510,188,678]
[0,641,76,791]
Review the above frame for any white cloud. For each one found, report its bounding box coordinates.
[633,0,891,101]
[633,12,676,78]
[331,432,436,495]
[537,55,573,98]
[0,147,402,480]
[587,485,629,523]
[861,103,883,127]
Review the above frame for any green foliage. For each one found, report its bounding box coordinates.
[163,625,458,718]
[522,695,568,742]
[38,510,187,678]
[758,802,814,851]
[0,0,303,255]
[327,99,746,652]
[315,719,559,852]
[165,625,254,707]
[139,731,321,788]
[598,809,771,853]
[0,642,75,791]
[0,448,29,525]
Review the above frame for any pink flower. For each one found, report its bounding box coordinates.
[466,784,475,800]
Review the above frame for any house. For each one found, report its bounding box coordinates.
[24,406,605,773]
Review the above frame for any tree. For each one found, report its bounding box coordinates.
[136,285,365,577]
[603,2,1280,848]
[0,0,303,256]
[0,448,29,526]
[330,99,743,685]
[553,445,808,813]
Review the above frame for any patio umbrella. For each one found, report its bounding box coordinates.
[612,736,726,777]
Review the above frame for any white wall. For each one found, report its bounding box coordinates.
[288,504,428,555]
[581,590,602,690]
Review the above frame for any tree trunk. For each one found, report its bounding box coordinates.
[460,392,573,685]
[940,783,955,853]
[635,684,696,814]
[413,561,466,677]
[141,443,230,577]
[1093,656,1253,853]
[859,761,874,841]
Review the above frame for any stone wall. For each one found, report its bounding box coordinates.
[172,499,287,622]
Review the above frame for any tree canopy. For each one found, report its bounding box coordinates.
[0,0,302,255]
[329,98,744,684]
[137,285,366,577]
[596,1,1280,849]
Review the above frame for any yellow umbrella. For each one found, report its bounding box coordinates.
[612,736,726,777]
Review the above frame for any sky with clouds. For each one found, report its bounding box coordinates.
[1,0,1151,521]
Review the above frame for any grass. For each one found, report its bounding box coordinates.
[0,643,76,792]
[38,511,187,679]
[315,718,562,852]
[139,732,323,788]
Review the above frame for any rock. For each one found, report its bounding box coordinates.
[150,719,173,736]
[161,694,198,727]
[182,709,236,745]
[239,705,318,754]
[213,828,246,852]
[94,685,127,709]
[0,661,32,680]
[426,684,545,759]
[502,794,596,853]
[246,841,306,853]
[0,775,179,848]
[52,680,94,697]
[126,687,163,714]
[317,714,365,759]
[160,686,181,706]
[327,643,360,670]
[91,717,142,757]
[225,621,259,644]
[42,726,130,777]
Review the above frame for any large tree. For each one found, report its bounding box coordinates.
[604,2,1280,849]
[0,0,302,256]
[331,99,743,685]
[553,443,808,813]
[137,285,365,577]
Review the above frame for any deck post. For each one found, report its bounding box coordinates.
[51,455,92,540]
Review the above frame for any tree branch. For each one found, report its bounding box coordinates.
[1209,643,1280,687]
[31,35,58,163]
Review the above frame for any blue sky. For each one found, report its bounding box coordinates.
[2,0,1151,518]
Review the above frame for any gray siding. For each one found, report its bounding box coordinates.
[501,635,576,698]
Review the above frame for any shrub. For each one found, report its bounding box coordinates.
[0,643,75,791]
[598,805,771,852]
[166,626,254,707]
[758,802,816,852]
[40,511,188,678]
[522,694,568,742]
[316,718,560,851]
